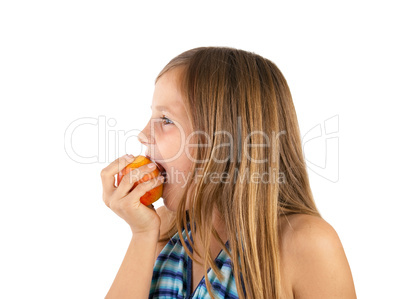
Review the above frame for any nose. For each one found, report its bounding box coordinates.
[137,120,154,145]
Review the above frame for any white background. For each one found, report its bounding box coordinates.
[1,1,401,298]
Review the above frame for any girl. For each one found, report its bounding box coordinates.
[101,47,356,298]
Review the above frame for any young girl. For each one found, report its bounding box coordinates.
[101,47,357,298]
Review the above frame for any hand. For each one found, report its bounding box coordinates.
[101,154,164,235]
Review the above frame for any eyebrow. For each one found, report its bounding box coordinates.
[150,105,177,117]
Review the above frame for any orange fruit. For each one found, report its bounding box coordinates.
[117,155,163,206]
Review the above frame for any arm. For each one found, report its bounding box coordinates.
[105,231,159,299]
[100,155,164,298]
[286,215,357,298]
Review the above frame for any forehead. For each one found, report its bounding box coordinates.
[152,69,187,119]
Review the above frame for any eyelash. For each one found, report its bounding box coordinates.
[160,115,173,126]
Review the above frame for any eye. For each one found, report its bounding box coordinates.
[160,115,173,126]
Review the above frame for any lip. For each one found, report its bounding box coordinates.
[145,154,167,176]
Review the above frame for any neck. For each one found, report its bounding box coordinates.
[191,207,228,261]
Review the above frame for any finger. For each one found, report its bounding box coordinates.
[115,163,158,197]
[101,154,135,196]
[124,176,164,208]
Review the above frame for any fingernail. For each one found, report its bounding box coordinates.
[148,163,156,168]
[125,154,134,161]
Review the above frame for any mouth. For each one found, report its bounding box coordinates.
[145,154,167,182]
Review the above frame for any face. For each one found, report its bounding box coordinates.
[138,68,195,211]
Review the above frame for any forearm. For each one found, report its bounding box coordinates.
[105,231,159,299]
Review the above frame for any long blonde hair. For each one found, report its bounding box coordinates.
[156,47,321,299]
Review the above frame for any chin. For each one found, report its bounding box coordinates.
[161,185,186,212]
[162,197,177,212]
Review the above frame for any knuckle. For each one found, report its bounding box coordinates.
[122,173,136,185]
[138,179,155,190]
[100,168,109,178]
[134,183,146,193]
[123,169,141,184]
[121,175,130,184]
[109,198,119,211]
[111,198,130,212]
[103,193,114,208]
[120,155,134,164]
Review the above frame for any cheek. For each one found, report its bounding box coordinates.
[164,153,192,180]
[175,155,193,173]
[164,144,194,183]
[158,129,188,161]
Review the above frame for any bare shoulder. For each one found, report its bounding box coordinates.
[279,213,338,245]
[279,214,356,299]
